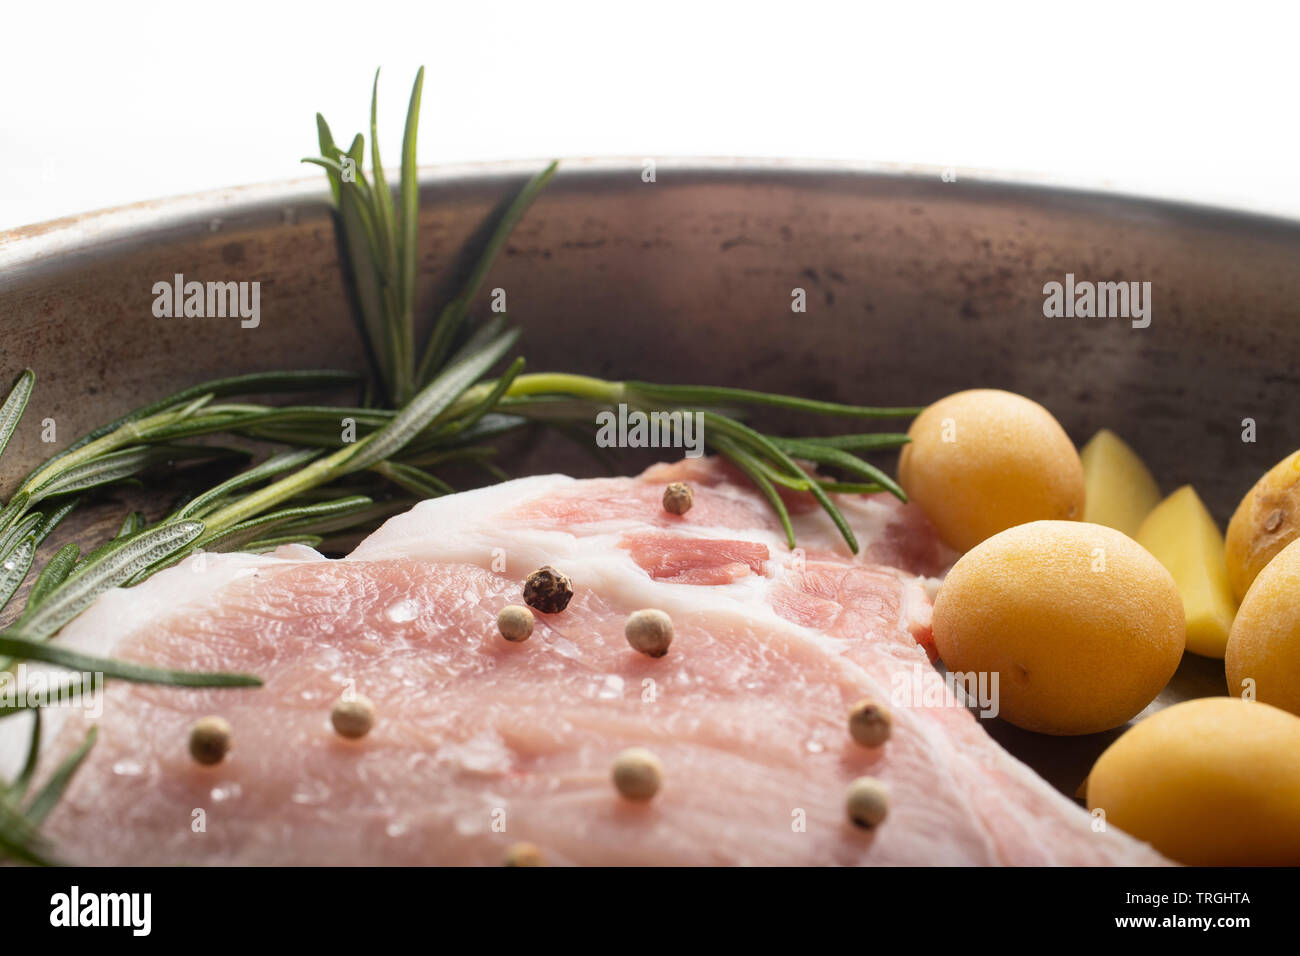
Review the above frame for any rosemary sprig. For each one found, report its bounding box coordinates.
[416,161,558,383]
[1,66,922,863]
[307,69,423,405]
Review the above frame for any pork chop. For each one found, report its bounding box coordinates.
[1,458,1168,864]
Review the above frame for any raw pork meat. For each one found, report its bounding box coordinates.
[1,458,1168,865]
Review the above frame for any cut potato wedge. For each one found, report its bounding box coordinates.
[1136,485,1237,658]
[1080,429,1161,538]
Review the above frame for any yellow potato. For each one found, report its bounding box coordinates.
[932,520,1184,735]
[1226,536,1300,716]
[1079,429,1160,538]
[1087,698,1300,865]
[1225,449,1300,602]
[1136,486,1237,659]
[898,389,1085,553]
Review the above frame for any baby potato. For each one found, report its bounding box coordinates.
[899,389,1084,553]
[932,520,1184,735]
[1087,698,1300,866]
[1226,536,1300,715]
[1225,449,1300,602]
[1136,486,1237,659]
[1080,429,1161,538]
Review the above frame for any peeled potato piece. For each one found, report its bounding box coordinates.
[1136,485,1237,658]
[1079,429,1161,538]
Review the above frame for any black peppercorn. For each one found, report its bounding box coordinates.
[523,565,574,613]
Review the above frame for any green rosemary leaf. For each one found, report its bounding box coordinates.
[0,370,34,463]
[436,412,529,445]
[33,498,80,546]
[73,533,135,575]
[367,71,406,403]
[417,161,558,384]
[200,496,374,552]
[176,447,322,520]
[113,511,146,540]
[116,412,245,445]
[397,66,425,403]
[816,481,886,494]
[277,498,413,538]
[340,134,378,215]
[302,154,348,180]
[173,393,215,420]
[391,412,528,461]
[775,432,911,452]
[224,406,390,447]
[806,480,859,554]
[770,437,906,500]
[243,534,323,553]
[445,312,509,367]
[28,444,247,504]
[0,795,49,865]
[627,382,923,419]
[315,113,342,202]
[21,521,206,641]
[303,156,378,211]
[75,370,355,445]
[399,444,501,469]
[16,370,357,490]
[262,406,391,427]
[746,463,804,492]
[345,325,520,473]
[0,535,37,611]
[346,133,365,168]
[237,424,350,448]
[370,461,453,499]
[712,435,796,549]
[24,726,97,827]
[0,493,30,538]
[704,413,864,551]
[0,633,261,688]
[748,456,861,553]
[700,412,807,482]
[0,513,42,559]
[21,543,79,613]
[338,173,395,394]
[431,356,525,439]
[369,69,398,272]
[13,708,41,798]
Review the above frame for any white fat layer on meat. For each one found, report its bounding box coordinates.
[348,474,907,660]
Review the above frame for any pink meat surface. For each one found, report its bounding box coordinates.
[3,457,1169,865]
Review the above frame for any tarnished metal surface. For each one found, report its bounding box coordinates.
[2,159,1298,794]
[4,160,1300,513]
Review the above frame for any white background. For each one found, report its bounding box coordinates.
[2,0,1298,229]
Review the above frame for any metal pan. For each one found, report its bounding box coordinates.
[3,159,1298,795]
